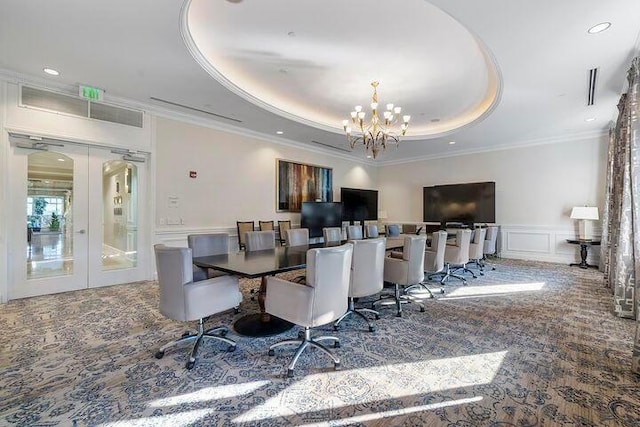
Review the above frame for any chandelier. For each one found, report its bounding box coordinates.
[343,81,410,159]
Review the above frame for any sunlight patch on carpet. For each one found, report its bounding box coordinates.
[232,351,506,423]
[298,396,484,426]
[98,408,213,427]
[147,380,270,408]
[440,282,546,299]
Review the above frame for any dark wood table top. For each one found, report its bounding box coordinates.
[566,239,601,245]
[193,238,405,278]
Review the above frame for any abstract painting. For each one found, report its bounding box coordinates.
[277,159,332,212]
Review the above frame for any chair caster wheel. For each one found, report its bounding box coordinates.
[287,369,294,378]
[155,351,164,359]
[220,329,228,337]
[333,324,339,331]
[186,360,195,370]
[227,345,236,352]
[334,362,341,370]
[396,312,402,317]
[374,314,380,320]
[234,307,240,314]
[181,331,191,338]
[440,288,445,294]
[368,326,376,332]
[480,272,484,276]
[268,349,275,356]
[420,306,425,312]
[334,341,341,348]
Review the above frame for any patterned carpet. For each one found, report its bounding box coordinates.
[1,259,639,426]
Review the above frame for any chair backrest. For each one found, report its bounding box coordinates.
[386,224,400,237]
[350,238,385,298]
[306,243,353,324]
[245,230,276,251]
[364,224,379,238]
[237,221,255,249]
[402,224,417,234]
[445,229,472,265]
[424,230,447,273]
[402,235,427,284]
[259,220,274,231]
[154,244,192,321]
[187,233,229,258]
[278,220,291,245]
[484,226,498,255]
[347,225,363,240]
[469,228,487,260]
[285,228,309,246]
[323,227,343,244]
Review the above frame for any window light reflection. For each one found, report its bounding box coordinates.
[440,282,546,299]
[233,351,506,424]
[147,380,270,408]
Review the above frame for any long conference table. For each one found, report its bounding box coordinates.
[193,237,406,337]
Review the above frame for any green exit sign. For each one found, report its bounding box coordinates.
[79,85,104,101]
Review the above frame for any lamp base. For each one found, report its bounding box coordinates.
[578,220,593,240]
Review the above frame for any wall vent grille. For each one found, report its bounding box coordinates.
[20,85,144,128]
[587,68,598,106]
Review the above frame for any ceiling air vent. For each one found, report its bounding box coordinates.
[20,85,144,128]
[587,68,598,106]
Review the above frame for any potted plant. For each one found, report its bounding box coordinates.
[30,197,48,232]
[49,212,60,231]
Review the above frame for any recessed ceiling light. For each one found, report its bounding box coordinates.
[276,131,284,135]
[43,67,59,76]
[588,22,611,34]
[448,141,456,145]
[57,158,65,162]
[366,154,372,159]
[585,117,596,122]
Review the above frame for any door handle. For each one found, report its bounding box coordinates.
[77,229,86,234]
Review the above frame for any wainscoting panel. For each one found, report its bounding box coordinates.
[499,225,601,266]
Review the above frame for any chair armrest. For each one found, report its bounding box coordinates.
[383,256,408,284]
[389,251,404,259]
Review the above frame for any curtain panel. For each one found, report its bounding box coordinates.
[601,57,639,372]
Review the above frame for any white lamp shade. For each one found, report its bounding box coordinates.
[570,206,599,220]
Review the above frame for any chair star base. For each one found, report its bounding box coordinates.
[373,283,426,317]
[334,297,379,332]
[155,318,236,370]
[268,326,340,377]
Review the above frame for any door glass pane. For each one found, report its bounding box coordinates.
[27,152,73,279]
[102,161,137,270]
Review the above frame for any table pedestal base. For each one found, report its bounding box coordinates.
[233,313,294,337]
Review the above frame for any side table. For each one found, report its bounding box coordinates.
[566,239,601,269]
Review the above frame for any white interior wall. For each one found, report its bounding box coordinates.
[378,134,608,264]
[0,83,7,302]
[154,117,378,249]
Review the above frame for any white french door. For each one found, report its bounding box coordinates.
[8,139,148,299]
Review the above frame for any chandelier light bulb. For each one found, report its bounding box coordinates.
[358,112,365,119]
[371,102,378,110]
[350,111,357,119]
[355,105,362,113]
[394,107,401,114]
[403,115,411,123]
[386,103,394,110]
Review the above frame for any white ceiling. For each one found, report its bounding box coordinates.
[1,0,639,164]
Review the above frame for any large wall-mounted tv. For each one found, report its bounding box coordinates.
[341,187,378,221]
[423,181,496,224]
[301,202,343,238]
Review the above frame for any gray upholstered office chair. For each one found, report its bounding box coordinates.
[483,226,499,270]
[187,233,229,281]
[245,230,276,251]
[323,227,343,244]
[466,228,487,276]
[364,224,379,238]
[386,224,401,237]
[437,229,472,285]
[374,235,427,317]
[285,228,309,246]
[347,225,363,240]
[406,230,447,297]
[153,245,242,370]
[277,220,291,246]
[237,221,254,250]
[334,238,385,332]
[265,244,353,377]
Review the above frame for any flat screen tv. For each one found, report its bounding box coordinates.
[341,188,378,221]
[423,181,495,225]
[301,202,343,238]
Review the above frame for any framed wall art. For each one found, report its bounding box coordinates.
[276,159,333,212]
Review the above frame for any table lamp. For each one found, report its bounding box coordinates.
[570,206,599,240]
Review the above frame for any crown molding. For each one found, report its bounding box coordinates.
[375,129,609,166]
